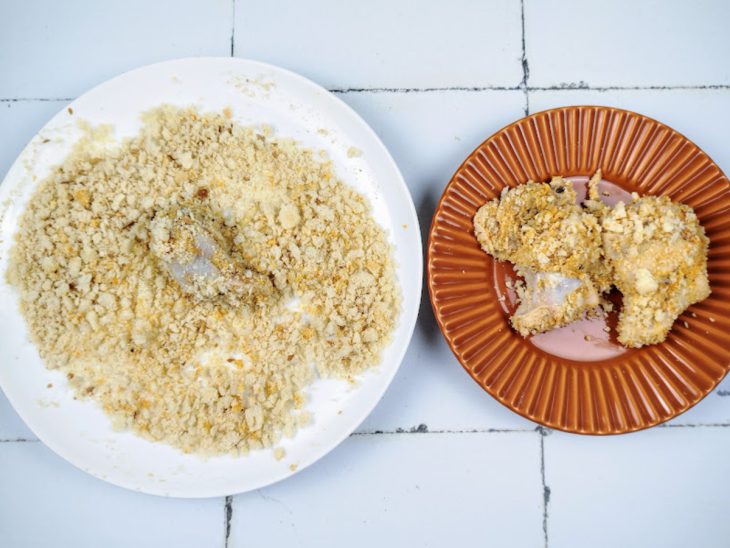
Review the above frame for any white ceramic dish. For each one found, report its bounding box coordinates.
[0,58,421,498]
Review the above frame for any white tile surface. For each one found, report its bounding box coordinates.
[544,427,730,548]
[0,0,232,99]
[0,100,68,180]
[0,442,225,547]
[230,431,543,548]
[234,0,523,89]
[1,2,729,546]
[338,90,533,432]
[0,389,35,441]
[525,0,730,88]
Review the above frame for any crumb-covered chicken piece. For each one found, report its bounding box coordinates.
[474,177,608,336]
[149,208,274,306]
[602,196,710,347]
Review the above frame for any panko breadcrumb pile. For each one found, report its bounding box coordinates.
[8,106,400,455]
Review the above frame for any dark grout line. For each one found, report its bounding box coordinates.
[0,438,40,442]
[331,84,730,94]
[0,98,73,103]
[224,495,233,548]
[351,426,535,436]
[528,83,730,91]
[519,0,530,116]
[330,86,520,94]
[229,0,236,57]
[2,85,729,103]
[538,427,550,548]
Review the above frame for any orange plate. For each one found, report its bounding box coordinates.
[427,106,730,434]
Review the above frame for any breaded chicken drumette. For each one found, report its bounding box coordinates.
[600,195,710,347]
[474,176,609,336]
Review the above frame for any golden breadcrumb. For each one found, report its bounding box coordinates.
[601,195,710,347]
[7,106,400,455]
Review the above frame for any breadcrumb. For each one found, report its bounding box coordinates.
[602,196,709,347]
[7,106,400,455]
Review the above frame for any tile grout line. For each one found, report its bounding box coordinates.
[330,86,520,93]
[4,84,729,103]
[0,438,40,443]
[328,83,730,94]
[539,428,550,548]
[350,426,536,436]
[0,98,74,102]
[528,83,730,91]
[519,0,530,116]
[229,0,236,57]
[2,421,729,445]
[224,495,233,547]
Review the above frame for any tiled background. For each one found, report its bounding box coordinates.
[2,1,730,546]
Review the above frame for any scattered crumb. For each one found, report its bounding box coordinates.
[583,334,591,342]
[67,107,74,115]
[228,75,275,98]
[346,146,362,158]
[46,383,53,388]
[289,463,298,472]
[402,224,408,229]
[273,447,286,461]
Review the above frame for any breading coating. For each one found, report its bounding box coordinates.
[474,170,711,347]
[474,176,608,336]
[601,196,710,347]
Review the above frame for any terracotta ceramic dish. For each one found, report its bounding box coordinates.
[427,106,730,434]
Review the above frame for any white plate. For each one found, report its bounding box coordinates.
[0,58,421,497]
